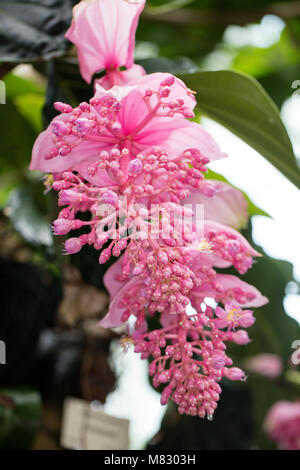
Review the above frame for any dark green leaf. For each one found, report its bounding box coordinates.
[0,0,74,62]
[180,70,300,189]
[4,73,45,99]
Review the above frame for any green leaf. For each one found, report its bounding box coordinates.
[14,94,44,132]
[6,187,53,247]
[0,388,41,450]
[0,100,37,172]
[4,73,44,99]
[180,70,300,189]
[0,173,18,208]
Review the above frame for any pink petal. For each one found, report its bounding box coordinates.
[138,119,226,162]
[214,274,269,308]
[103,257,125,298]
[100,277,133,328]
[117,88,150,136]
[66,0,146,83]
[186,181,249,230]
[75,164,116,187]
[100,275,147,328]
[203,220,260,258]
[191,273,268,308]
[30,115,117,173]
[115,72,199,136]
[215,306,226,319]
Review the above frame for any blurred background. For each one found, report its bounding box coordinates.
[0,0,300,450]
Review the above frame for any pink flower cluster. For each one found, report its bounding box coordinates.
[264,400,300,450]
[30,0,268,419]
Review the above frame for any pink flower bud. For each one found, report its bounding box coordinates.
[161,87,171,98]
[224,367,246,381]
[99,247,111,264]
[232,330,250,345]
[74,117,93,135]
[54,102,72,113]
[240,312,255,328]
[65,237,82,254]
[102,190,119,207]
[145,89,153,97]
[210,354,226,370]
[79,102,89,111]
[59,189,80,205]
[200,181,217,197]
[51,120,69,137]
[128,158,143,177]
[53,218,72,235]
[58,145,71,157]
[161,76,175,87]
[182,108,195,119]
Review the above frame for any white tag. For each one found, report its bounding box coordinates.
[60,397,129,450]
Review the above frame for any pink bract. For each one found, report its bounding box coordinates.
[66,0,146,83]
[186,181,249,230]
[264,400,300,450]
[30,73,225,174]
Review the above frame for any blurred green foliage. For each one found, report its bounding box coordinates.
[0,388,41,450]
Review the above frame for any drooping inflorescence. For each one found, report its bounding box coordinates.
[30,0,268,420]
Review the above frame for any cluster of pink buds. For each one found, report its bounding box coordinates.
[132,312,246,418]
[30,0,268,419]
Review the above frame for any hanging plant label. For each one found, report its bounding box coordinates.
[60,397,129,450]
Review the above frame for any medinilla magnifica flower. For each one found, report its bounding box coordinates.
[29,0,268,420]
